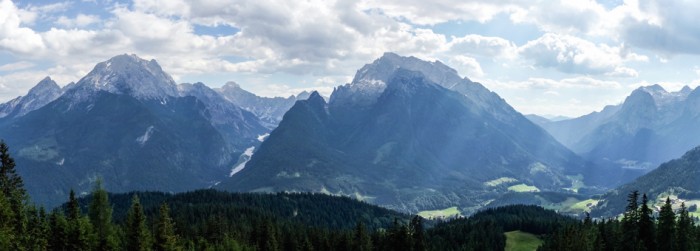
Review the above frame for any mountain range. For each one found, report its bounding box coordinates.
[218,52,595,213]
[532,85,700,185]
[216,82,312,128]
[591,144,700,217]
[4,52,699,217]
[0,54,309,206]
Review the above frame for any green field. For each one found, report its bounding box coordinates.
[417,206,461,219]
[508,184,540,192]
[484,177,518,187]
[566,199,599,213]
[505,231,543,251]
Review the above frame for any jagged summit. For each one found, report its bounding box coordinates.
[681,85,693,93]
[75,54,179,99]
[635,84,693,107]
[307,91,325,103]
[0,76,62,118]
[221,81,241,90]
[27,77,61,97]
[352,52,463,88]
[332,52,463,107]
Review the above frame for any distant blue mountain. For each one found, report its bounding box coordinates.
[535,84,699,184]
[0,54,269,206]
[218,53,594,213]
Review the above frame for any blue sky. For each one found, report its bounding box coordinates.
[2,0,700,117]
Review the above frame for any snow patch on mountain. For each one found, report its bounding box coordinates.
[257,133,269,142]
[136,126,155,146]
[229,146,255,177]
[76,54,179,99]
[640,84,693,107]
[0,77,62,118]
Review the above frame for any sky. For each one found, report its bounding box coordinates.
[2,0,700,117]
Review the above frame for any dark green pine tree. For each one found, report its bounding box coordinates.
[0,191,13,250]
[387,218,411,251]
[48,210,69,251]
[25,206,49,250]
[126,195,152,251]
[657,197,676,251]
[154,203,180,251]
[88,180,119,251]
[0,140,28,249]
[353,221,372,251]
[676,202,693,251]
[64,190,92,251]
[410,215,426,251]
[621,190,640,251]
[638,193,656,251]
[67,189,80,221]
[257,219,279,251]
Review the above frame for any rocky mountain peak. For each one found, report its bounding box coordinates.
[76,54,179,99]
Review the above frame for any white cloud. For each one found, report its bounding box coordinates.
[488,76,621,90]
[511,0,607,34]
[519,33,645,76]
[0,0,46,54]
[447,34,517,59]
[448,55,484,78]
[255,83,334,98]
[358,0,522,25]
[0,61,34,72]
[56,14,100,28]
[614,0,700,55]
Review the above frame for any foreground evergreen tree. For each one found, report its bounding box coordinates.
[67,189,80,221]
[63,190,92,251]
[88,180,119,251]
[353,221,372,251]
[0,140,28,250]
[0,191,13,250]
[126,195,152,251]
[48,210,69,251]
[410,215,426,251]
[657,197,676,251]
[621,190,640,251]
[638,193,656,251]
[154,203,180,251]
[676,202,693,251]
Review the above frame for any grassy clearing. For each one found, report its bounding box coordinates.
[484,177,518,187]
[508,184,540,193]
[505,231,543,251]
[417,206,461,219]
[565,174,584,193]
[567,199,600,213]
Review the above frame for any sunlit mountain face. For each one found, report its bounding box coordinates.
[218,53,598,214]
[532,84,700,185]
[0,55,269,206]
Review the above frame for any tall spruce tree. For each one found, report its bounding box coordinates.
[0,140,27,250]
[88,180,118,251]
[154,203,180,251]
[676,202,693,251]
[353,221,372,251]
[657,197,676,251]
[410,216,426,251]
[67,189,80,221]
[126,195,152,251]
[639,193,656,251]
[0,191,12,250]
[48,210,69,251]
[621,191,640,251]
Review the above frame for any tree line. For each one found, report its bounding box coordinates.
[539,190,700,251]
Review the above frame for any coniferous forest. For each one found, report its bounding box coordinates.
[2,138,700,251]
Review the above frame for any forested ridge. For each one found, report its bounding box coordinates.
[539,191,700,251]
[3,139,699,250]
